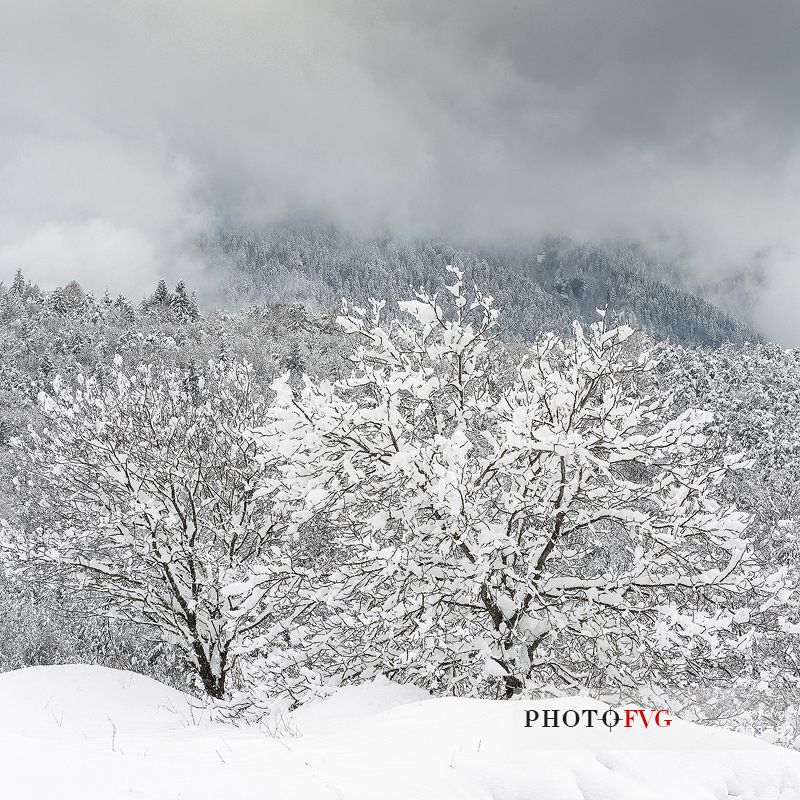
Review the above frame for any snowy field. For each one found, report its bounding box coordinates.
[2,665,800,799]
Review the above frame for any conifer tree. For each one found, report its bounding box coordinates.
[11,268,25,296]
[152,279,171,307]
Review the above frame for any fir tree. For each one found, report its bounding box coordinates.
[151,279,171,308]
[48,287,67,315]
[11,268,25,296]
[282,340,305,374]
[114,294,135,323]
[188,290,200,321]
[171,281,192,321]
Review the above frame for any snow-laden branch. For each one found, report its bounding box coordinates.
[245,271,760,700]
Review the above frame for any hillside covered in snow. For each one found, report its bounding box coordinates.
[204,228,764,346]
[3,665,799,800]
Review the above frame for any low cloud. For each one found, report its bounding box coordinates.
[2,1,800,340]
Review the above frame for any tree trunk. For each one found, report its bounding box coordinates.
[503,673,524,699]
[191,638,227,699]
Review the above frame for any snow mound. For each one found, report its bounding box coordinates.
[1,665,799,799]
[0,664,199,739]
[291,674,430,735]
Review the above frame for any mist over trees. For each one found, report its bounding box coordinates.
[204,228,763,347]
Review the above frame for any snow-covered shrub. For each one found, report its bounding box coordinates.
[0,576,190,689]
[244,268,761,702]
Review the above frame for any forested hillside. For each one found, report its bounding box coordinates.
[1,265,798,745]
[204,228,764,346]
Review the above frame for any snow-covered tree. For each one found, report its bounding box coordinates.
[250,268,755,700]
[653,341,800,743]
[3,358,298,698]
[48,286,67,315]
[282,340,305,375]
[171,281,199,322]
[152,279,171,307]
[11,268,26,296]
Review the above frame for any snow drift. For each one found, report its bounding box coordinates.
[1,665,799,799]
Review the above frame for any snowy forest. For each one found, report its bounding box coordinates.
[2,250,800,749]
[8,0,800,793]
[205,228,763,346]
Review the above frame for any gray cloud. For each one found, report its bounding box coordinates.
[2,0,800,339]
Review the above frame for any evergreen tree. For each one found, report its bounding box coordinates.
[151,279,171,308]
[62,281,85,309]
[48,287,67,315]
[282,340,305,374]
[114,294,135,323]
[171,281,194,321]
[11,269,25,296]
[188,290,200,321]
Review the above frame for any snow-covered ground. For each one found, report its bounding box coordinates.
[2,665,800,799]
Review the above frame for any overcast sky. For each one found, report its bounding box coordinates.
[2,1,800,341]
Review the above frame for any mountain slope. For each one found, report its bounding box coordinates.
[202,228,764,346]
